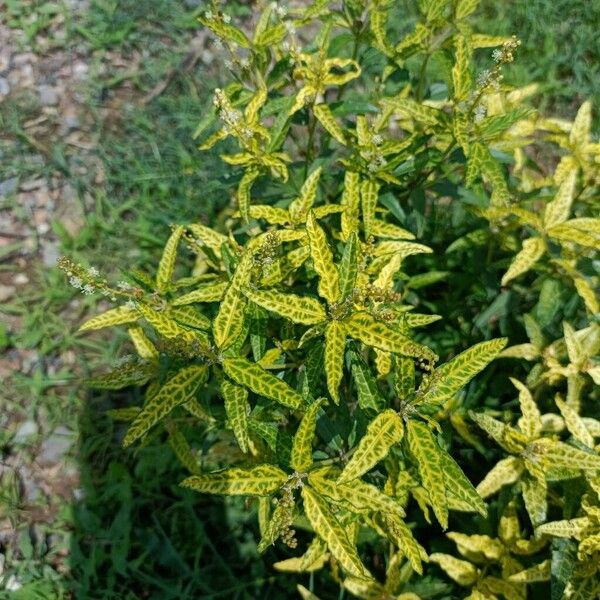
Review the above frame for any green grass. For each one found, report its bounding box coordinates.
[1,0,598,597]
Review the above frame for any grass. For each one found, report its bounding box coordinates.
[1,0,598,597]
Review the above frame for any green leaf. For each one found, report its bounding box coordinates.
[337,409,404,484]
[181,464,288,496]
[222,356,304,409]
[123,365,208,447]
[406,420,448,529]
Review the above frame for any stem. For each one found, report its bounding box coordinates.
[304,107,318,178]
[415,53,431,102]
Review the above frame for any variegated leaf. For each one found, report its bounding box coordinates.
[345,312,437,362]
[289,166,322,224]
[407,420,448,529]
[306,211,340,305]
[291,399,324,473]
[123,365,208,447]
[361,179,379,239]
[243,287,326,325]
[543,169,577,230]
[313,103,346,145]
[324,321,346,404]
[181,464,287,496]
[172,281,228,305]
[501,237,546,286]
[222,356,304,409]
[341,171,360,241]
[337,409,404,484]
[213,253,252,350]
[420,338,507,407]
[156,225,184,292]
[301,486,371,579]
[476,457,524,498]
[79,305,138,332]
[222,379,250,453]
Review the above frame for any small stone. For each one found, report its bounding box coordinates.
[38,85,58,106]
[0,177,17,197]
[41,241,60,266]
[14,273,29,285]
[39,426,73,463]
[13,420,38,443]
[0,285,15,302]
[0,76,9,97]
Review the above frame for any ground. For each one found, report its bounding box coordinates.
[0,0,598,597]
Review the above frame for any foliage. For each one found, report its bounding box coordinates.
[61,0,599,598]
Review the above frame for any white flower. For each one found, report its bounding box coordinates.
[82,284,95,295]
[492,48,503,63]
[239,57,250,69]
[222,14,231,24]
[117,280,132,291]
[476,69,491,88]
[125,300,137,310]
[204,10,213,19]
[224,59,234,69]
[69,276,83,289]
[474,104,487,123]
[277,5,287,17]
[87,266,99,277]
[372,134,383,146]
[213,38,224,50]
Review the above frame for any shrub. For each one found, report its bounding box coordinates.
[61,0,600,597]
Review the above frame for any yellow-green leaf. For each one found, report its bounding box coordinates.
[222,356,304,409]
[543,169,577,230]
[407,420,448,529]
[313,103,346,145]
[128,325,158,361]
[452,35,471,102]
[345,312,437,362]
[222,379,250,453]
[324,321,346,404]
[361,179,379,239]
[213,253,252,350]
[441,452,487,516]
[242,287,326,325]
[156,225,184,292]
[338,410,404,484]
[301,486,371,579]
[341,171,360,241]
[476,457,524,498]
[79,306,138,332]
[123,365,208,447]
[166,424,200,474]
[172,281,228,305]
[306,211,340,305]
[419,338,506,407]
[181,464,288,496]
[289,166,322,224]
[501,237,546,285]
[511,378,542,439]
[273,537,329,573]
[429,553,478,586]
[291,399,324,473]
